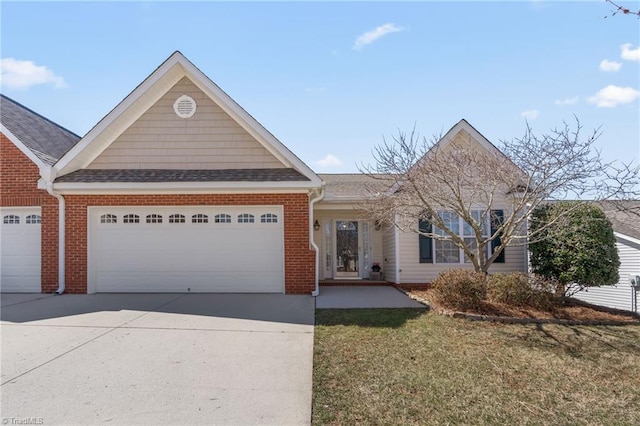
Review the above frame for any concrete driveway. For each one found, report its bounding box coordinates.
[1,293,314,425]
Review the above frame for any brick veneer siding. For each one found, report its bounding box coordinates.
[0,133,44,206]
[1,133,60,293]
[62,193,315,294]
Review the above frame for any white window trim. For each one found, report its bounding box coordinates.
[433,210,490,264]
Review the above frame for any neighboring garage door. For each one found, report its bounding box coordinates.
[89,206,284,293]
[0,207,42,293]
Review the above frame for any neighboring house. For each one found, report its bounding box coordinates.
[0,94,80,293]
[573,202,640,313]
[0,51,527,295]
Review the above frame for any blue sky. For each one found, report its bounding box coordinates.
[1,1,639,172]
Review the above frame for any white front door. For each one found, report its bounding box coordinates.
[332,220,371,279]
[0,207,42,293]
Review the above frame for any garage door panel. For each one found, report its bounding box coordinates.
[90,207,285,293]
[1,207,41,293]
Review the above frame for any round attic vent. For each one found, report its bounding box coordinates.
[173,95,197,118]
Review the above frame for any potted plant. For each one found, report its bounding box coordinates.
[371,263,381,272]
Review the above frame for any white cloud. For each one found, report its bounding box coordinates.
[621,43,640,61]
[0,58,67,90]
[587,85,640,107]
[315,154,343,168]
[520,109,540,120]
[555,97,579,106]
[353,23,404,51]
[599,59,622,72]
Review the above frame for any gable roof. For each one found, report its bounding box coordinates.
[0,94,80,166]
[54,51,321,187]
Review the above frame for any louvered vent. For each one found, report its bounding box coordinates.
[173,95,197,118]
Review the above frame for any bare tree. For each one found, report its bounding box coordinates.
[359,119,639,274]
[604,0,640,18]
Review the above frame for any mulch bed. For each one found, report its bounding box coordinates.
[400,287,640,324]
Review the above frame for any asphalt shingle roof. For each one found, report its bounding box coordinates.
[599,200,640,240]
[319,173,393,201]
[55,168,310,183]
[0,94,81,165]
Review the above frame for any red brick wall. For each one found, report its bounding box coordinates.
[1,133,60,293]
[0,133,45,206]
[62,193,315,294]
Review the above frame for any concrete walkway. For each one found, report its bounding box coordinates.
[315,286,427,309]
[1,293,314,425]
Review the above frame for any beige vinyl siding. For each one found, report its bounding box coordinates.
[573,237,640,312]
[313,209,383,280]
[88,77,284,170]
[397,226,527,283]
[382,225,397,283]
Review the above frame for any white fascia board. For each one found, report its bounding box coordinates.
[1,125,47,171]
[314,202,363,211]
[615,232,640,247]
[52,180,319,194]
[55,60,184,176]
[179,58,322,186]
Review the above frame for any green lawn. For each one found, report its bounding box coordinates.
[313,309,640,425]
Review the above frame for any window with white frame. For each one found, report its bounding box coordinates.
[146,214,163,224]
[260,213,278,223]
[123,214,140,224]
[3,215,19,224]
[214,214,231,223]
[433,210,490,264]
[100,214,117,224]
[237,213,255,224]
[169,214,185,223]
[434,211,460,263]
[462,210,490,263]
[192,214,208,223]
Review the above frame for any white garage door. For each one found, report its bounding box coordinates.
[89,206,284,293]
[1,207,42,293]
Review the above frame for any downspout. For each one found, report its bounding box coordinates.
[45,180,65,295]
[309,185,326,297]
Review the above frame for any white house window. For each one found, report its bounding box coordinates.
[463,210,489,263]
[435,211,460,263]
[26,214,42,224]
[192,214,208,223]
[123,214,140,224]
[3,215,19,224]
[214,214,231,223]
[146,214,163,224]
[237,214,255,224]
[434,210,490,264]
[260,213,278,223]
[169,214,185,224]
[100,214,117,224]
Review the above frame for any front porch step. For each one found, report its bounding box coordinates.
[320,280,390,287]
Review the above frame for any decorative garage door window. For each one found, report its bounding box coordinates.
[123,214,140,224]
[260,213,278,223]
[214,214,231,223]
[100,214,117,224]
[26,214,42,224]
[146,214,163,224]
[238,214,255,223]
[3,215,20,224]
[169,214,186,223]
[192,214,208,223]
